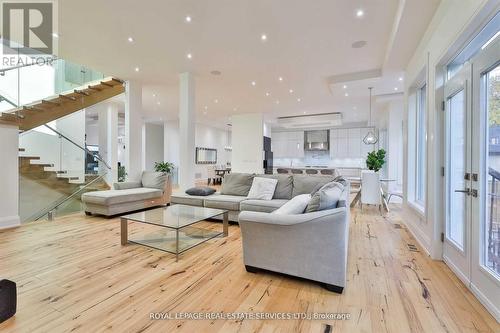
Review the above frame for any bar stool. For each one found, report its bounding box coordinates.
[277,168,289,174]
[306,169,318,175]
[291,169,303,174]
[320,169,334,175]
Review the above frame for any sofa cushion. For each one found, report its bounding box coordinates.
[305,182,345,213]
[240,199,288,213]
[171,192,215,207]
[141,171,168,190]
[82,188,163,206]
[247,177,278,200]
[273,194,311,215]
[259,174,293,199]
[220,173,254,196]
[204,195,247,211]
[292,175,336,197]
[185,186,216,196]
[113,181,142,190]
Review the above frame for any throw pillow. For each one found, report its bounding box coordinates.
[141,171,168,189]
[247,177,278,200]
[273,194,311,215]
[305,181,345,213]
[185,187,216,196]
[220,173,254,196]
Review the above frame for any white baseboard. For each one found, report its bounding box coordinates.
[0,215,20,230]
[442,255,470,286]
[470,283,500,323]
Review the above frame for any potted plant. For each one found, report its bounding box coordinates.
[366,149,386,172]
[154,161,175,174]
[118,165,127,182]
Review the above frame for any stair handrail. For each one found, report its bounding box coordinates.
[30,172,108,222]
[43,124,112,170]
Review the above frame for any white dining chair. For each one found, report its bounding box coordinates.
[361,170,381,212]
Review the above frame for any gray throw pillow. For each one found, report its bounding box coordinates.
[141,171,168,190]
[185,187,216,196]
[220,173,254,196]
[305,181,345,213]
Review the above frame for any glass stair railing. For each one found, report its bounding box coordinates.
[0,37,124,130]
[19,111,111,222]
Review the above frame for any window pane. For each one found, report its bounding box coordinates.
[485,64,500,277]
[448,90,466,248]
[416,85,427,204]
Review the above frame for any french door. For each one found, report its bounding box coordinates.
[444,37,500,318]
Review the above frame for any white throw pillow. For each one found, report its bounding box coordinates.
[247,177,278,200]
[273,194,311,215]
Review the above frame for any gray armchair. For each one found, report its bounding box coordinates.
[238,199,350,293]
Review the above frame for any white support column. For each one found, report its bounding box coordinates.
[0,124,20,229]
[98,103,119,185]
[178,72,196,190]
[125,80,144,181]
[231,113,264,174]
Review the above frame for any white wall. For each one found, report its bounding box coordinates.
[144,123,164,171]
[403,0,494,257]
[231,113,264,174]
[163,120,232,183]
[0,124,20,229]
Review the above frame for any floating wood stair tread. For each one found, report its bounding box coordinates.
[0,77,124,131]
[20,156,40,160]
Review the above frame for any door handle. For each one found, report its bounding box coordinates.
[454,188,470,195]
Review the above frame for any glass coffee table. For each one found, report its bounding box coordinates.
[120,204,229,261]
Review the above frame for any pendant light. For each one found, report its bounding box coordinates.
[363,87,378,145]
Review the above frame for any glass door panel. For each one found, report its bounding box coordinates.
[483,63,500,278]
[448,89,467,249]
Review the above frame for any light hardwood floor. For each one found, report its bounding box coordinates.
[0,205,498,333]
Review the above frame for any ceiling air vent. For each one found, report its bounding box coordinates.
[276,112,342,129]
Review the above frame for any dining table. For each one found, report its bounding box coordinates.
[350,178,397,212]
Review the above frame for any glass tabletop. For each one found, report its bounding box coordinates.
[121,204,227,229]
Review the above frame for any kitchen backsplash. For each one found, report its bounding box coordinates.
[274,150,366,168]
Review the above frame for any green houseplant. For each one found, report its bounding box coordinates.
[117,165,127,182]
[366,149,386,172]
[154,161,175,174]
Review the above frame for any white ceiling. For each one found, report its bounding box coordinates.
[58,0,440,128]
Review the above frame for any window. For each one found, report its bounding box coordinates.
[408,81,427,212]
[415,84,427,204]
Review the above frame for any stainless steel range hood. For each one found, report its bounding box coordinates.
[304,130,329,151]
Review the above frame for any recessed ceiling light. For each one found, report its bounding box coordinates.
[276,100,280,104]
[251,81,256,86]
[289,89,294,93]
[52,32,59,38]
[233,107,238,111]
[344,93,349,97]
[135,67,140,72]
[127,37,134,43]
[153,93,156,97]
[356,9,364,17]
[204,105,208,110]
[297,98,301,102]
[261,34,267,41]
[351,40,367,48]
[398,77,403,81]
[303,111,307,114]
[214,99,218,103]
[343,85,347,89]
[203,111,207,115]
[353,106,357,110]
[157,102,161,105]
[278,77,283,82]
[394,87,398,91]
[265,92,270,96]
[185,16,192,23]
[186,53,192,59]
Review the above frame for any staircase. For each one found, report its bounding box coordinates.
[0,77,125,131]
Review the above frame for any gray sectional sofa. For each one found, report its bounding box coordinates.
[171,173,343,222]
[171,172,350,293]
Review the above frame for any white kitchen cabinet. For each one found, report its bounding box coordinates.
[348,128,361,158]
[330,129,338,158]
[272,131,304,158]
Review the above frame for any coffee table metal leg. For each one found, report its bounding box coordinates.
[223,212,229,236]
[175,229,179,262]
[121,218,128,245]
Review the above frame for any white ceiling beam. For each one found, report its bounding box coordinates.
[382,0,407,73]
